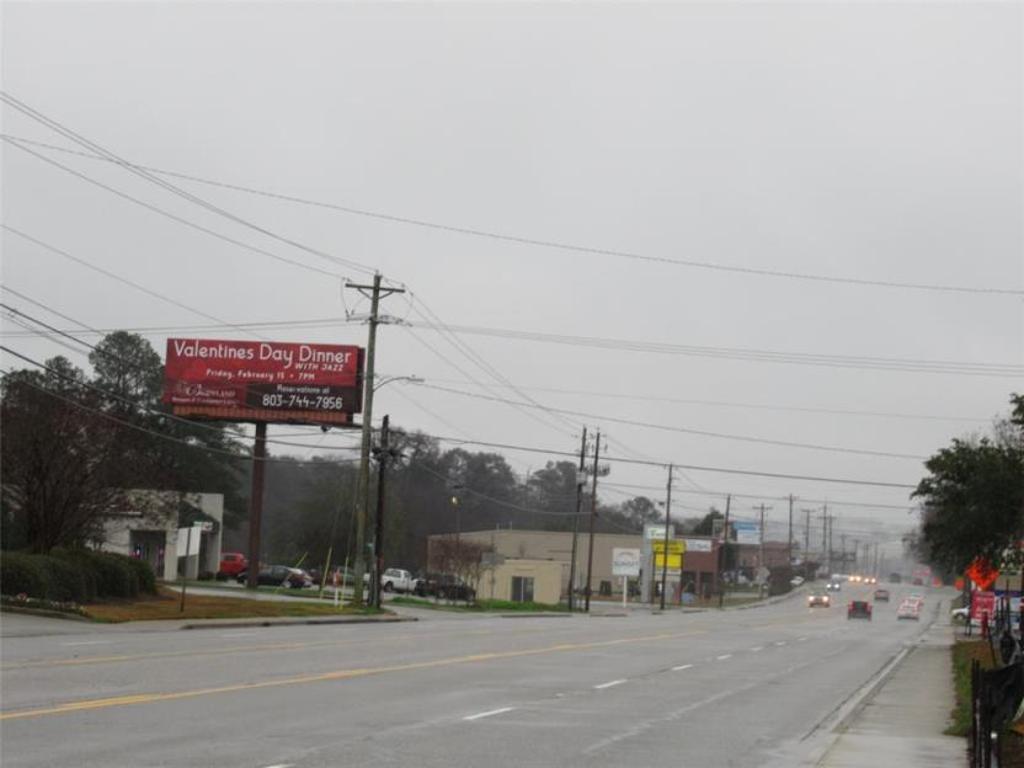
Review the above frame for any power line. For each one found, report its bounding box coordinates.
[399,432,918,489]
[0,95,375,278]
[6,132,1021,298]
[415,382,927,460]
[2,140,347,281]
[405,323,1024,378]
[1,227,278,340]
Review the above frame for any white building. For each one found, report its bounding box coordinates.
[98,491,224,581]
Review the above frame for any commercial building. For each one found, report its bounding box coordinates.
[98,491,224,581]
[736,541,791,570]
[472,558,563,604]
[429,529,722,601]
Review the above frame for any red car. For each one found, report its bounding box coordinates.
[217,552,248,579]
[848,600,872,620]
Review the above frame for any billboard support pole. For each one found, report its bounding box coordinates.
[347,274,404,607]
[246,421,267,590]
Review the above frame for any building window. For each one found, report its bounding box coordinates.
[511,576,534,603]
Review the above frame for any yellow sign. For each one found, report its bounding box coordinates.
[654,553,683,570]
[651,540,685,555]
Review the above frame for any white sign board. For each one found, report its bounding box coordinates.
[733,521,761,545]
[683,538,713,553]
[644,524,668,540]
[176,525,203,558]
[612,548,642,577]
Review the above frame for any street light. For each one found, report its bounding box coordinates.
[373,374,424,393]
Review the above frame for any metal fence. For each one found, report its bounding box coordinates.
[971,657,1024,768]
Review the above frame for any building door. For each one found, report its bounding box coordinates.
[511,576,534,603]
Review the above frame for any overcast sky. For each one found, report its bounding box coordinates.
[3,1,1022,552]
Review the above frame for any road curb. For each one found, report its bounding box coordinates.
[801,599,943,766]
[180,616,417,630]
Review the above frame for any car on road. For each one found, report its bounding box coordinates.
[897,599,922,620]
[826,581,842,592]
[807,591,831,608]
[849,575,861,583]
[847,600,872,620]
[873,588,890,602]
[381,568,416,593]
[235,565,313,589]
[217,552,248,580]
[865,576,878,585]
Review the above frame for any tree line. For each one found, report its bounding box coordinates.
[4,332,721,574]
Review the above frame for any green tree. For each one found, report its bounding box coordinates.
[913,394,1024,574]
[1,358,127,551]
[693,507,724,536]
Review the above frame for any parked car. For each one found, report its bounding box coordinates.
[790,576,805,587]
[380,568,415,593]
[235,565,313,589]
[897,599,922,620]
[847,600,872,620]
[414,572,476,601]
[873,588,890,602]
[217,552,248,580]
[807,591,831,608]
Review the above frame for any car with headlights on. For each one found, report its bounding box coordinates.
[808,591,831,608]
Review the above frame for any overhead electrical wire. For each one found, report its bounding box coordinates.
[0,94,375,278]
[7,308,1015,379]
[414,381,928,460]
[4,132,1021,298]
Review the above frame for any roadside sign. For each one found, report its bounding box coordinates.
[972,590,996,623]
[652,540,685,556]
[733,521,761,545]
[199,521,214,533]
[612,548,641,577]
[655,553,683,570]
[644,524,668,540]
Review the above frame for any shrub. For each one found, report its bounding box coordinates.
[37,555,89,602]
[117,554,156,595]
[1,552,49,598]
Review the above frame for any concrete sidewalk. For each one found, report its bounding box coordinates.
[818,609,966,767]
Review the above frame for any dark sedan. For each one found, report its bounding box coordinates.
[236,565,312,589]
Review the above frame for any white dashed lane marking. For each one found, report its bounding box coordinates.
[464,707,516,721]
[594,679,627,690]
[716,654,733,660]
[672,664,694,671]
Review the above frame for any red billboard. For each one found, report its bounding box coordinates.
[163,338,363,425]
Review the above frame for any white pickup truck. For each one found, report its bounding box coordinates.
[380,568,416,593]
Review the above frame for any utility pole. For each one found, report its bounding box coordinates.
[659,464,674,611]
[345,274,404,607]
[371,414,397,610]
[718,494,731,608]
[804,508,811,570]
[787,494,794,567]
[821,507,829,575]
[823,512,831,577]
[568,427,587,612]
[840,534,847,572]
[755,503,772,598]
[584,430,601,613]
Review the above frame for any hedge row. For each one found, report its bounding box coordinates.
[0,549,157,603]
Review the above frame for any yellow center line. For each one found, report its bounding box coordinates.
[1,625,556,671]
[0,629,706,721]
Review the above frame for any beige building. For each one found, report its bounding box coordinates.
[430,529,696,599]
[473,558,563,604]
